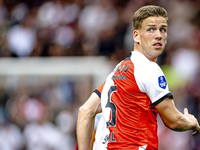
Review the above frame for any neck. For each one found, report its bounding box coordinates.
[134,44,157,62]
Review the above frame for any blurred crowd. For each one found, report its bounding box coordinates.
[0,0,200,149]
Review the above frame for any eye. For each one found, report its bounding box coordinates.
[160,28,167,32]
[148,28,154,32]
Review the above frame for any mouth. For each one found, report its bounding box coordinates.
[153,42,162,49]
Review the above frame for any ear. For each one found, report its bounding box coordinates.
[133,30,140,44]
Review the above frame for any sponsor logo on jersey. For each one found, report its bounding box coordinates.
[158,76,167,89]
[112,64,130,80]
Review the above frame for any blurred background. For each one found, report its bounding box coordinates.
[0,0,199,150]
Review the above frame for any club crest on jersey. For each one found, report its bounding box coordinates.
[158,76,167,89]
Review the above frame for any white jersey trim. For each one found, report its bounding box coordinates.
[131,51,171,104]
[139,145,147,150]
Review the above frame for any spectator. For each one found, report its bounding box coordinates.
[6,14,36,57]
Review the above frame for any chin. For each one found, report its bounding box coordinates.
[150,50,163,59]
[154,49,163,54]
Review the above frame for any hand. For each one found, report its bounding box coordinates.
[184,108,200,136]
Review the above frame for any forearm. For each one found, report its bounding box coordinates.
[77,107,95,150]
[168,110,196,132]
[156,98,199,133]
[77,93,102,150]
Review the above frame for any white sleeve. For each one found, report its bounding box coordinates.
[135,62,173,105]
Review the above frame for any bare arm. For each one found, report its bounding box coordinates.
[155,97,200,135]
[77,92,102,150]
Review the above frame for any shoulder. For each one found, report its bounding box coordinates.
[131,51,167,92]
[131,51,162,76]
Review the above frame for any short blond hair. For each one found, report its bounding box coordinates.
[132,5,168,30]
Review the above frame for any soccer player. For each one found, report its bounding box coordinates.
[77,5,200,150]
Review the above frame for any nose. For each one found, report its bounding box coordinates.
[155,30,162,40]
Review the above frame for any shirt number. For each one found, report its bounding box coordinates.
[106,85,117,128]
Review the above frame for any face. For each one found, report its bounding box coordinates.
[134,16,167,62]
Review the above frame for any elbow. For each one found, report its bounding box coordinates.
[78,105,88,116]
[78,93,101,119]
[78,105,96,118]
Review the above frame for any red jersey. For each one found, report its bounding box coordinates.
[93,51,173,150]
